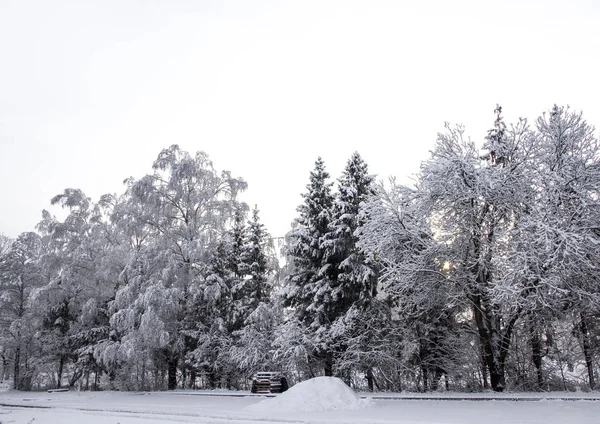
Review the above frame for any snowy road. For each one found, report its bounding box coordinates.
[1,390,600,424]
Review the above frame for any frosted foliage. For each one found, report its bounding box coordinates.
[110,309,136,333]
[80,298,98,325]
[272,319,311,370]
[139,310,169,348]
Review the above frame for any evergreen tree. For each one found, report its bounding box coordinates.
[239,206,273,309]
[319,152,378,377]
[283,157,334,322]
[282,157,335,374]
[325,152,378,310]
[229,206,278,376]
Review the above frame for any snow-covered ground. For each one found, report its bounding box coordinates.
[1,378,599,424]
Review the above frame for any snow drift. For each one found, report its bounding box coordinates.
[245,376,369,413]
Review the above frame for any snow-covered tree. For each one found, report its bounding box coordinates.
[415,113,536,391]
[106,145,247,389]
[324,152,378,306]
[281,157,335,374]
[32,188,121,389]
[320,152,378,376]
[358,179,462,391]
[282,153,378,377]
[226,206,279,382]
[523,106,600,389]
[238,206,275,309]
[0,232,44,389]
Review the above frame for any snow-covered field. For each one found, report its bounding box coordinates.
[1,378,599,424]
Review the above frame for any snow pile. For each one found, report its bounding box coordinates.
[246,376,369,413]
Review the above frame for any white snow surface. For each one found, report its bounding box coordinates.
[1,384,600,423]
[245,376,369,412]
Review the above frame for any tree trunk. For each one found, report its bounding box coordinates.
[190,369,197,389]
[529,317,544,390]
[324,352,333,377]
[579,314,595,390]
[69,368,83,388]
[141,358,146,391]
[472,297,501,391]
[1,351,7,382]
[471,293,519,392]
[366,367,374,392]
[181,366,187,389]
[13,345,21,390]
[57,356,65,389]
[167,357,178,390]
[480,347,489,389]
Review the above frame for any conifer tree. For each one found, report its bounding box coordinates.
[283,157,334,324]
[240,206,272,308]
[320,152,377,376]
[322,153,377,317]
[282,157,335,374]
[228,207,278,378]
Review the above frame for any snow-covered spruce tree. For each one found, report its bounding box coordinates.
[237,206,274,315]
[185,238,236,389]
[320,152,378,377]
[281,157,335,376]
[230,206,247,281]
[228,206,279,380]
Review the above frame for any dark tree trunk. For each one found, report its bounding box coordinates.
[167,357,178,390]
[489,365,506,392]
[190,369,197,389]
[324,353,333,377]
[366,367,374,392]
[69,368,83,388]
[57,356,65,389]
[472,294,519,392]
[207,368,218,389]
[529,317,544,390]
[13,345,21,390]
[480,347,489,389]
[579,314,595,390]
[1,351,7,382]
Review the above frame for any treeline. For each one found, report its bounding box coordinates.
[1,105,600,393]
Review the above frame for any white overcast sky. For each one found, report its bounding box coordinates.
[1,0,599,239]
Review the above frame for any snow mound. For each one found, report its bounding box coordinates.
[246,376,369,413]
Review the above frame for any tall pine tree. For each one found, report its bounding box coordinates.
[282,157,335,374]
[321,152,378,376]
[324,152,378,315]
